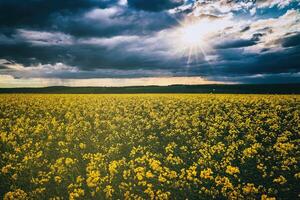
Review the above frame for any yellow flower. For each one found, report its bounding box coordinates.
[104,185,114,198]
[146,171,154,178]
[144,186,155,199]
[273,175,287,185]
[123,170,131,180]
[294,172,300,179]
[76,176,84,183]
[158,174,166,183]
[86,171,100,188]
[225,166,240,175]
[4,189,28,200]
[79,143,86,149]
[149,160,161,171]
[200,168,213,179]
[168,170,177,179]
[187,166,197,181]
[69,188,85,200]
[1,164,12,174]
[261,194,276,200]
[242,183,258,194]
[36,151,43,158]
[54,176,62,183]
[109,161,118,176]
[134,166,145,181]
[156,190,170,200]
[12,173,18,180]
[137,173,143,181]
[65,158,74,166]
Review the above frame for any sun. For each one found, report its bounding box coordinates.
[179,22,204,48]
[169,16,233,65]
[171,19,211,64]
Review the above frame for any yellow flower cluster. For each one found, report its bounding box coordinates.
[273,175,287,185]
[225,166,240,175]
[200,168,213,179]
[86,170,100,188]
[0,94,299,199]
[4,189,28,200]
[242,183,259,194]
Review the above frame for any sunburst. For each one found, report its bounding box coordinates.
[169,16,232,66]
[170,18,211,65]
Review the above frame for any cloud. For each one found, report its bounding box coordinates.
[0,61,177,79]
[127,0,184,12]
[16,29,74,46]
[191,0,256,17]
[257,0,297,8]
[0,0,299,86]
[281,33,300,47]
[85,7,120,20]
[209,72,300,84]
[78,35,139,47]
[52,6,178,38]
[0,0,118,27]
[215,39,256,49]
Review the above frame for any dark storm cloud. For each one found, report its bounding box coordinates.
[179,43,300,79]
[240,26,250,32]
[213,46,300,76]
[215,39,257,49]
[0,39,181,71]
[206,73,300,84]
[0,43,67,67]
[0,0,299,84]
[0,65,7,69]
[0,0,179,71]
[281,33,300,47]
[0,0,179,38]
[0,0,117,27]
[215,33,264,49]
[127,0,184,12]
[54,9,177,38]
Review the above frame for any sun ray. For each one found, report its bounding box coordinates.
[170,17,212,66]
[168,15,234,68]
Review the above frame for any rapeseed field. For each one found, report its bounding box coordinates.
[0,94,299,199]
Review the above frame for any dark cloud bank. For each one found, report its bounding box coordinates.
[0,0,299,84]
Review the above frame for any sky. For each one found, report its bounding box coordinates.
[0,0,299,87]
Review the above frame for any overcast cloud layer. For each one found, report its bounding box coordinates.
[0,0,300,86]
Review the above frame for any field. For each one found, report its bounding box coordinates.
[0,94,299,200]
